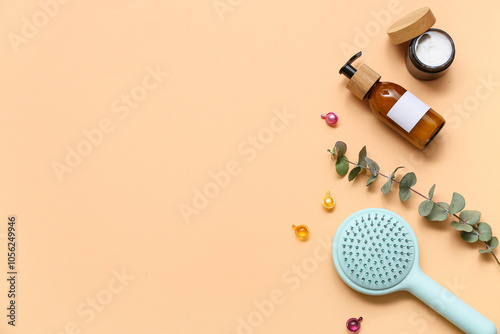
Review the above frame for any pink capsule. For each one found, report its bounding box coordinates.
[321,112,338,126]
[346,317,362,332]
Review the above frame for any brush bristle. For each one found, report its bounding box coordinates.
[337,212,415,290]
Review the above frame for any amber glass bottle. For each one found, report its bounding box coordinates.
[340,52,445,149]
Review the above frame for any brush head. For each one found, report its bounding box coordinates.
[332,208,419,295]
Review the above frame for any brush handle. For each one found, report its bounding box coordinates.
[406,267,496,334]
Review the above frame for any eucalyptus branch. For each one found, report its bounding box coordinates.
[327,141,500,267]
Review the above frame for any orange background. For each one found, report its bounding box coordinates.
[0,1,499,333]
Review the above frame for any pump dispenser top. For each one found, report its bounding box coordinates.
[339,52,381,100]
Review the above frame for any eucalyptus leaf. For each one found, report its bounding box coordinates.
[335,141,347,159]
[478,222,493,242]
[425,202,449,221]
[418,200,434,216]
[479,237,499,253]
[400,189,411,202]
[336,156,349,176]
[391,166,404,176]
[399,172,417,191]
[357,146,367,167]
[366,174,378,187]
[450,221,473,232]
[364,157,379,176]
[348,166,361,182]
[399,173,416,202]
[459,210,481,225]
[428,184,436,200]
[381,178,392,194]
[449,192,466,215]
[381,166,404,195]
[490,236,499,249]
[461,231,479,243]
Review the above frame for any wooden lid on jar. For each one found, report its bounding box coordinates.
[387,7,436,44]
[346,64,381,100]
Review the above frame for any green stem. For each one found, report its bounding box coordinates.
[491,250,500,266]
[330,150,500,267]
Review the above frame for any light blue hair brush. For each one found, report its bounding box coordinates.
[332,208,496,334]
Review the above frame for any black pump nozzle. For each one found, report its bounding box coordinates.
[339,51,362,79]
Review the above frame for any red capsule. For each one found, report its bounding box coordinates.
[321,112,338,126]
[346,317,362,332]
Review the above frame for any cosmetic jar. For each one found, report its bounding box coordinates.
[387,7,455,81]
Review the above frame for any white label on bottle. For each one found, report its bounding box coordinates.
[386,91,430,133]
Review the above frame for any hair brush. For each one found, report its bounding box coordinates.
[332,208,496,334]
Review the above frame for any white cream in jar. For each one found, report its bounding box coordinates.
[406,29,455,80]
[415,30,453,67]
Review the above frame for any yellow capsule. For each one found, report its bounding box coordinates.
[292,224,310,241]
[322,191,336,209]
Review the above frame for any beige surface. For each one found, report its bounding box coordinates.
[0,1,499,333]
